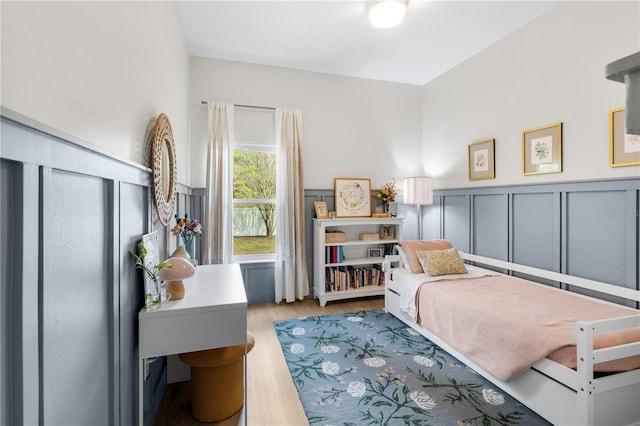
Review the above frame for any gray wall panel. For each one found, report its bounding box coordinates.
[422,202,440,241]
[512,192,556,270]
[42,169,112,425]
[119,181,148,425]
[442,195,470,252]
[241,263,276,304]
[566,190,628,285]
[472,194,508,260]
[1,161,17,425]
[1,115,162,425]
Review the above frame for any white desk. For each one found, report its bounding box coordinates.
[138,263,247,425]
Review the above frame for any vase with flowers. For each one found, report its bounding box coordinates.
[376,179,398,217]
[130,241,172,311]
[172,214,203,263]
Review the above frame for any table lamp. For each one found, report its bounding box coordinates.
[158,256,196,300]
[404,177,433,240]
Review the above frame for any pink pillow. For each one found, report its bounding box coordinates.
[399,240,453,274]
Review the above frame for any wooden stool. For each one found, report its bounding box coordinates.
[179,331,255,422]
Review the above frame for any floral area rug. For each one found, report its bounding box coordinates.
[273,309,551,426]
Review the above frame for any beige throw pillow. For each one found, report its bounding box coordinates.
[399,240,453,274]
[417,248,467,277]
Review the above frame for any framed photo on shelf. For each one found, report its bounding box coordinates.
[610,107,640,167]
[314,201,329,219]
[368,248,382,258]
[334,177,372,218]
[522,122,562,175]
[379,224,394,240]
[468,138,495,180]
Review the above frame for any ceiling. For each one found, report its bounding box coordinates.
[177,1,559,86]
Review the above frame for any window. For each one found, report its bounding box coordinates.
[232,106,276,260]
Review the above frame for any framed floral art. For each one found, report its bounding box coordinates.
[334,177,371,218]
[522,122,562,175]
[468,139,495,180]
[610,107,640,167]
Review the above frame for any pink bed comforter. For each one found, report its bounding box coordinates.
[416,274,640,381]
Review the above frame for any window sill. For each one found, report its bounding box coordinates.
[233,255,276,265]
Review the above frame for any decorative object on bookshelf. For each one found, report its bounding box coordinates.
[368,248,382,258]
[314,201,329,219]
[359,233,379,241]
[387,202,398,217]
[522,122,562,175]
[329,211,336,219]
[325,230,347,243]
[334,177,372,218]
[610,107,640,167]
[468,138,495,180]
[380,224,395,240]
[375,178,398,217]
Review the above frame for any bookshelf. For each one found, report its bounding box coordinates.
[312,217,404,306]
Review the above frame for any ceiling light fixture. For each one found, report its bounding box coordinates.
[369,0,408,29]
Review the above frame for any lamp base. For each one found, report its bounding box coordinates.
[166,280,185,300]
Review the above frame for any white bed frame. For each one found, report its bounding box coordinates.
[384,252,640,426]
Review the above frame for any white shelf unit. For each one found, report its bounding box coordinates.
[313,217,404,307]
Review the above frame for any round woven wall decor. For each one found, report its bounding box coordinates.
[151,113,177,226]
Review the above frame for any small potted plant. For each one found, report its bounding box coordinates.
[131,241,172,310]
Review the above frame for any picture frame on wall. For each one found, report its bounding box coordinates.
[334,177,372,218]
[468,138,495,180]
[522,122,563,175]
[314,201,329,219]
[610,107,640,167]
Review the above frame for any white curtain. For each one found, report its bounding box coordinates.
[203,101,234,265]
[275,108,310,303]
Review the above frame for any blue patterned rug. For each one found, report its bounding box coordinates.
[274,309,551,426]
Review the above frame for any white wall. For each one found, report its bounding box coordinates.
[422,1,640,189]
[1,1,191,185]
[190,56,423,190]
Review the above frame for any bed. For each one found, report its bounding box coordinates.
[383,240,640,426]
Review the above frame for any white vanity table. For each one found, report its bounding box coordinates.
[138,263,248,425]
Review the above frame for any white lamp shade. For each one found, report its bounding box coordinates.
[157,257,196,281]
[404,177,433,205]
[369,0,407,29]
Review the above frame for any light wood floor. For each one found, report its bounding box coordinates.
[154,296,385,426]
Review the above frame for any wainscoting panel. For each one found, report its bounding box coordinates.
[119,181,150,426]
[472,193,508,260]
[241,262,277,304]
[442,195,471,253]
[0,113,162,426]
[511,192,558,271]
[41,169,113,425]
[565,190,630,286]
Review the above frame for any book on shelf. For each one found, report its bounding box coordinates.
[325,245,344,264]
[323,264,385,292]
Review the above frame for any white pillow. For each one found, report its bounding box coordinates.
[395,246,410,271]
